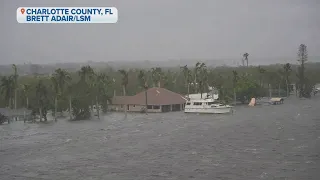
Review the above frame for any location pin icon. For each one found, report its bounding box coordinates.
[20,8,25,14]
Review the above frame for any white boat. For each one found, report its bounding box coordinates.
[184,98,233,114]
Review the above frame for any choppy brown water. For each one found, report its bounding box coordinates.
[1,96,320,180]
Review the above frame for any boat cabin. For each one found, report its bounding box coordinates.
[185,98,226,107]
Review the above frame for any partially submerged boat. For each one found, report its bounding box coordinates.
[184,97,233,114]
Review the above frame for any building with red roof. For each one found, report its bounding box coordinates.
[109,87,187,112]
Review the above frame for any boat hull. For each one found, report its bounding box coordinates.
[184,107,232,114]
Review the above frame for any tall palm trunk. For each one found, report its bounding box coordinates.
[69,95,72,120]
[96,96,100,119]
[123,85,127,117]
[157,81,161,88]
[26,97,29,108]
[278,84,281,97]
[54,97,57,121]
[113,89,116,97]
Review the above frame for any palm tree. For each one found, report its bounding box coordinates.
[54,68,71,117]
[118,69,129,117]
[12,64,18,110]
[180,65,192,97]
[54,68,71,94]
[78,66,94,82]
[0,76,14,109]
[282,63,292,97]
[243,53,249,67]
[194,62,207,97]
[138,70,148,114]
[78,66,95,114]
[151,67,163,87]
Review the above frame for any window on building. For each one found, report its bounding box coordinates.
[186,102,191,105]
[193,102,202,105]
[147,105,153,109]
[153,105,160,109]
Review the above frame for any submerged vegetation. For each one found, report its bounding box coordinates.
[0,44,319,122]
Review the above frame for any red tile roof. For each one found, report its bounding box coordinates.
[111,87,187,105]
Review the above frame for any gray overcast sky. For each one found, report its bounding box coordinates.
[1,0,320,65]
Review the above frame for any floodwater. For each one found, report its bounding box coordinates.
[1,97,320,180]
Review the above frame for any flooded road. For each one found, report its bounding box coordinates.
[1,97,320,180]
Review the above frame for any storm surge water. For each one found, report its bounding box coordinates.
[1,96,320,180]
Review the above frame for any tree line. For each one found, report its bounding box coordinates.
[0,44,319,122]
